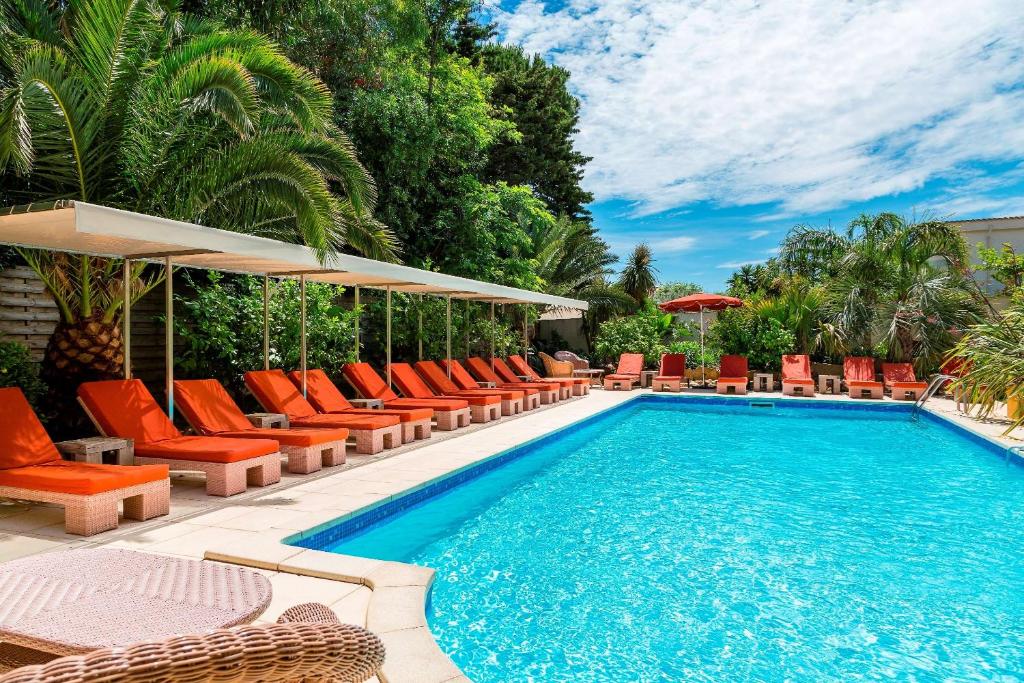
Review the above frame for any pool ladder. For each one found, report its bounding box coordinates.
[910,374,954,420]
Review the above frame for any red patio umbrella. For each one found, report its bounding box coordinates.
[659,293,743,385]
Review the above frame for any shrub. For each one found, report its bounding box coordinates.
[668,340,720,368]
[710,307,795,371]
[0,340,46,410]
[593,307,670,367]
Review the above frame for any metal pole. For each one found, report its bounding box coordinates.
[700,305,706,387]
[465,300,470,358]
[354,285,360,362]
[446,295,452,378]
[418,295,423,361]
[262,275,270,370]
[164,256,173,418]
[523,304,529,360]
[386,286,392,388]
[490,301,495,370]
[123,259,131,380]
[300,275,307,397]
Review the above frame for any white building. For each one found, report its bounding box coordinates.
[949,215,1024,295]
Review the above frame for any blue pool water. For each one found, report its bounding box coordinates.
[307,398,1024,681]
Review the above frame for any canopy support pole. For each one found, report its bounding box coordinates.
[523,304,529,361]
[490,301,495,371]
[123,259,131,380]
[262,276,270,371]
[164,256,173,418]
[300,275,307,397]
[418,295,423,361]
[354,285,360,362]
[465,300,470,358]
[386,286,393,388]
[700,305,706,387]
[446,295,452,378]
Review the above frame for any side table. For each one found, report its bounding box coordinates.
[753,372,775,392]
[55,436,134,466]
[246,413,289,429]
[349,398,384,409]
[817,374,841,395]
[640,370,657,388]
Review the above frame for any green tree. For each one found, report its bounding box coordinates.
[618,243,658,304]
[976,242,1024,301]
[654,281,702,303]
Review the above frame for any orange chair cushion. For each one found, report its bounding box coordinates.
[616,353,644,376]
[288,369,353,413]
[783,378,815,386]
[342,363,400,401]
[719,355,748,379]
[419,361,522,401]
[342,407,433,423]
[717,377,748,385]
[245,370,319,419]
[605,374,639,381]
[0,460,168,495]
[490,358,560,391]
[289,413,400,430]
[653,375,682,381]
[0,388,60,469]
[889,381,927,390]
[136,436,278,463]
[781,355,812,381]
[78,380,181,444]
[848,380,883,389]
[388,363,438,399]
[442,360,485,391]
[659,354,686,377]
[174,379,254,435]
[385,397,470,411]
[216,427,348,447]
[465,357,502,384]
[844,357,877,383]
[882,363,921,385]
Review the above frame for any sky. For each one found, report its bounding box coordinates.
[485,0,1024,291]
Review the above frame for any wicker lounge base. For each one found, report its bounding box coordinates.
[400,418,432,443]
[0,602,384,683]
[652,378,681,392]
[500,397,523,416]
[135,453,281,497]
[352,425,402,454]
[469,403,502,423]
[0,480,169,536]
[433,408,471,430]
[603,377,638,391]
[280,440,347,474]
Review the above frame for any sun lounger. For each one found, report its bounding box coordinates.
[717,355,749,395]
[78,380,281,497]
[341,363,471,430]
[416,360,523,415]
[464,357,560,404]
[603,353,644,391]
[388,362,502,423]
[781,354,815,397]
[244,370,401,454]
[438,359,539,412]
[288,369,432,443]
[883,362,928,400]
[844,357,883,399]
[174,379,347,473]
[0,388,169,535]
[508,355,589,396]
[652,353,685,392]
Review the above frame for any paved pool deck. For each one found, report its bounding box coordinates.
[1,388,1020,682]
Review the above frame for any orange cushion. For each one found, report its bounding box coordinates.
[136,436,278,463]
[844,357,877,383]
[174,379,254,434]
[342,363,399,401]
[784,378,815,385]
[781,355,812,381]
[355,407,432,422]
[659,354,686,376]
[385,397,469,411]
[244,370,318,419]
[0,388,60,469]
[78,380,181,444]
[719,355,748,378]
[443,360,484,391]
[883,363,920,384]
[288,369,352,413]
[605,374,639,380]
[290,413,399,430]
[616,353,644,376]
[718,377,748,384]
[847,380,882,388]
[890,381,927,390]
[0,460,168,495]
[465,357,502,384]
[653,375,682,381]
[216,427,348,447]
[490,358,560,391]
[415,361,463,395]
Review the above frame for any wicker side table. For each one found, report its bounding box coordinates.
[349,398,384,409]
[55,437,134,466]
[246,413,289,429]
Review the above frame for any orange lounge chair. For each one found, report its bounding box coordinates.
[341,363,471,431]
[604,353,644,391]
[507,355,589,397]
[781,354,815,397]
[175,379,347,473]
[473,357,564,403]
[883,362,928,400]
[288,369,432,443]
[245,370,401,454]
[844,357,883,399]
[0,387,169,536]
[716,355,749,395]
[416,360,523,416]
[439,359,540,412]
[78,380,281,497]
[653,353,685,392]
[388,363,502,423]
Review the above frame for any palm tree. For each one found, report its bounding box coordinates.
[618,242,657,304]
[949,305,1024,433]
[0,0,395,387]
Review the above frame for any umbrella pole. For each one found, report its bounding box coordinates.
[700,305,706,387]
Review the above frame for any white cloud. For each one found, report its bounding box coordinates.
[493,0,1024,216]
[648,235,698,253]
[717,259,766,269]
[747,230,771,240]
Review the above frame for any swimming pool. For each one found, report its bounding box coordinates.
[297,397,1024,681]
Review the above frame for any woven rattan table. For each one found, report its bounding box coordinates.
[0,548,272,657]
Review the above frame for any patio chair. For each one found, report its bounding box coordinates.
[653,353,685,392]
[478,357,565,402]
[553,350,590,371]
[0,388,169,536]
[883,363,928,400]
[341,363,471,430]
[509,355,589,396]
[717,355,749,395]
[781,354,815,397]
[440,359,540,411]
[539,352,574,378]
[604,353,644,391]
[0,602,384,683]
[413,361,523,415]
[288,369,432,443]
[78,380,281,497]
[388,363,502,423]
[174,379,347,473]
[464,357,559,404]
[843,357,883,399]
[244,370,401,454]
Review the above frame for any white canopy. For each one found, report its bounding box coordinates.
[0,201,588,309]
